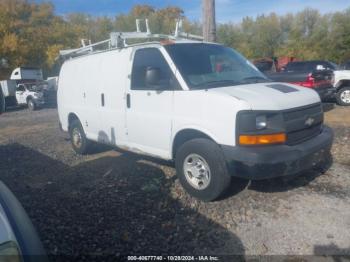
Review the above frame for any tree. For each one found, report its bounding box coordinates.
[1,1,350,79]
[327,8,350,63]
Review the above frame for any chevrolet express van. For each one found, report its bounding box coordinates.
[58,41,333,201]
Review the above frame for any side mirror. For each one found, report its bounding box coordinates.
[145,67,161,86]
[0,181,47,260]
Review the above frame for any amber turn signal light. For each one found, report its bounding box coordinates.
[239,133,286,145]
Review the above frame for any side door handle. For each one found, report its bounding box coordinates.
[101,93,105,107]
[126,93,131,108]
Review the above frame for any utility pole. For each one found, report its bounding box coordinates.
[202,0,216,42]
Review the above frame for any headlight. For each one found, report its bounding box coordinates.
[256,115,267,130]
[237,111,285,146]
[34,93,43,98]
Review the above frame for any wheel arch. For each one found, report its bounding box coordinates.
[336,79,350,90]
[26,96,33,103]
[68,113,81,131]
[172,128,217,159]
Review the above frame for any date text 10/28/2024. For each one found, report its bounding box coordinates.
[127,256,220,261]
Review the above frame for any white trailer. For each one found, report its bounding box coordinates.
[0,80,16,97]
[10,67,43,81]
[0,87,4,113]
[0,80,17,109]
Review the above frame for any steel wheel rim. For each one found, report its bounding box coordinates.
[183,153,211,190]
[28,101,34,110]
[72,128,82,148]
[340,90,350,104]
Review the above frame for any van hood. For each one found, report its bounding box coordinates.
[207,82,320,110]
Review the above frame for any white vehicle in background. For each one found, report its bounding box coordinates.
[16,83,45,110]
[57,20,334,201]
[10,67,43,81]
[333,70,350,106]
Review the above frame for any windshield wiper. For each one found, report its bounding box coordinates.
[240,76,270,83]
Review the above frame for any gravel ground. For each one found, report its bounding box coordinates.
[0,106,349,260]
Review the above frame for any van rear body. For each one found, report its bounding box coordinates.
[58,41,333,201]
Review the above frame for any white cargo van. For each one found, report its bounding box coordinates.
[58,28,333,201]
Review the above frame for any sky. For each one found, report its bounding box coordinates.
[34,0,349,23]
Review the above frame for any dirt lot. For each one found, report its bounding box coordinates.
[0,105,349,260]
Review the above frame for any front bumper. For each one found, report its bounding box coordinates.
[314,85,336,102]
[221,126,333,180]
[33,97,45,105]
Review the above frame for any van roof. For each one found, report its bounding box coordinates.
[63,40,219,63]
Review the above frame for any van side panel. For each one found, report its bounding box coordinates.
[58,53,103,138]
[172,90,250,149]
[96,49,133,146]
[58,60,86,131]
[58,48,132,146]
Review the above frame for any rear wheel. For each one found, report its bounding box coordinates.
[336,86,350,106]
[69,119,90,154]
[175,138,231,202]
[27,99,36,111]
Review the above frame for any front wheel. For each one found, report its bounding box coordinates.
[175,138,231,202]
[69,119,91,154]
[336,87,350,106]
[27,99,36,111]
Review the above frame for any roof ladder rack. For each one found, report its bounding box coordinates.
[59,19,203,60]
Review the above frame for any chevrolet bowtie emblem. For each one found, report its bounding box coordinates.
[305,117,315,127]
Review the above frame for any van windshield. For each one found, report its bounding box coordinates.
[164,43,269,89]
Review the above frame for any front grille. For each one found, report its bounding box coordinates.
[287,123,322,145]
[283,103,323,145]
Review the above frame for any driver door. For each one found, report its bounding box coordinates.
[16,85,26,104]
[126,47,178,159]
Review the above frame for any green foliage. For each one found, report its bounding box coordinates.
[0,1,349,79]
[218,8,350,63]
[115,5,186,35]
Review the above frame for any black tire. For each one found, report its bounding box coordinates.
[69,119,90,154]
[175,138,231,202]
[27,99,36,111]
[336,86,350,106]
